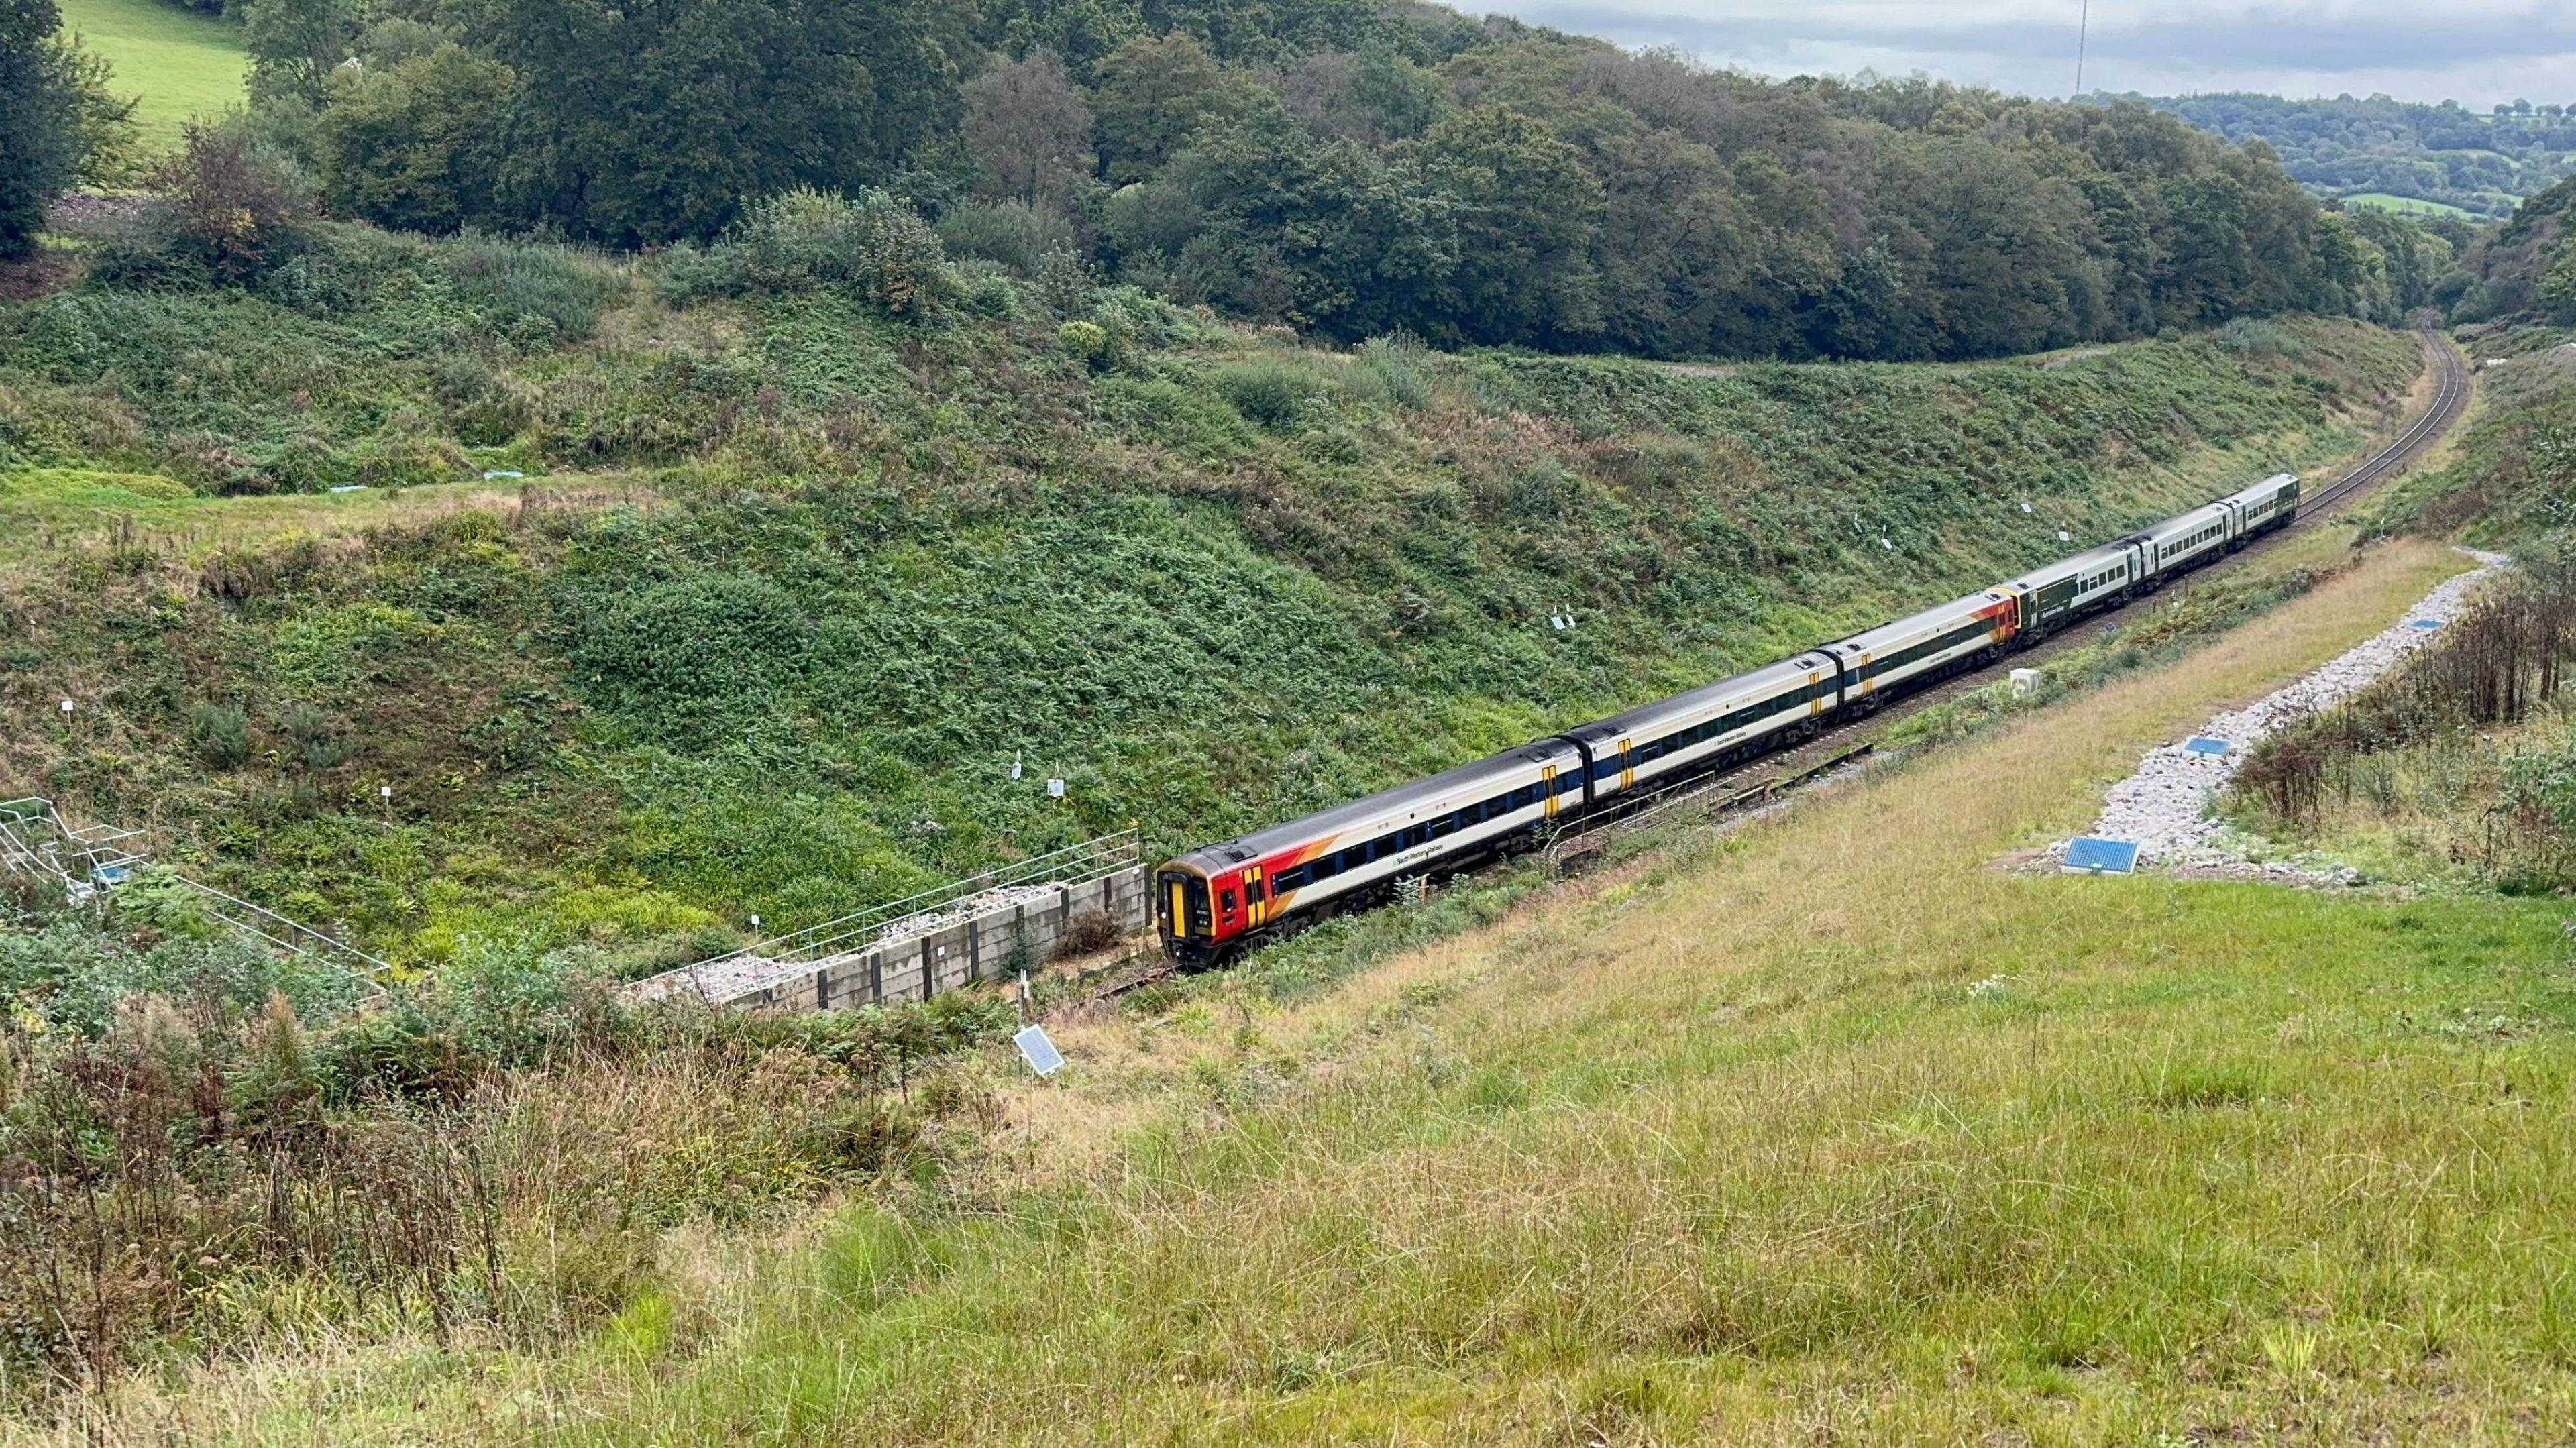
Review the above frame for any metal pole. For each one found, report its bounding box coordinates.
[2075,0,2090,95]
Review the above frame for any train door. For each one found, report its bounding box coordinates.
[1541,763,1560,820]
[1159,871,1211,944]
[1617,737,1635,791]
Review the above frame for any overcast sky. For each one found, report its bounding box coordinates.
[1470,2,2576,109]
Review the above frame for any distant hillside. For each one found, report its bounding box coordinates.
[56,0,244,152]
[2110,91,2576,219]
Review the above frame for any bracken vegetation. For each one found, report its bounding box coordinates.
[0,895,1016,1401]
[2231,566,2576,886]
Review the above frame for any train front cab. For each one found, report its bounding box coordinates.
[1157,865,1216,963]
[1158,858,1271,966]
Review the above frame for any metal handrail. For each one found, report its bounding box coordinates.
[170,876,396,976]
[631,829,1144,1001]
[703,830,1140,969]
[0,793,389,977]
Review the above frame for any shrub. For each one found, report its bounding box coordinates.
[649,239,743,305]
[1212,357,1326,430]
[142,127,315,287]
[437,230,627,342]
[351,432,468,488]
[739,188,952,314]
[936,199,1075,276]
[650,188,953,317]
[1352,331,1435,409]
[1057,319,1120,372]
[189,701,252,768]
[1055,907,1124,958]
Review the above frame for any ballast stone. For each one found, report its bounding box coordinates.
[2061,551,2507,879]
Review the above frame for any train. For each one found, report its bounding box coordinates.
[1155,471,2302,965]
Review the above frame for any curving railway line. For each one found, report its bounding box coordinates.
[1640,322,2474,821]
[1149,325,2474,968]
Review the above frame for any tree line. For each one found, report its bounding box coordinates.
[0,0,138,261]
[15,0,2463,361]
[2123,91,2576,220]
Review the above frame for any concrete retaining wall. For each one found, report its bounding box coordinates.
[716,866,1148,1013]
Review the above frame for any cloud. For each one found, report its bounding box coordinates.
[1484,2,2576,105]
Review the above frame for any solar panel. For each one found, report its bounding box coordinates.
[1014,1025,1066,1077]
[2062,837,2141,875]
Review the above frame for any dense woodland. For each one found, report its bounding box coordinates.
[7,0,2460,362]
[2128,91,2576,219]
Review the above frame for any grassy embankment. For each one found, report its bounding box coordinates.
[48,534,2576,1443]
[54,0,245,154]
[0,230,2426,968]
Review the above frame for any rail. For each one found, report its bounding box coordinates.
[1519,327,2468,881]
[1542,744,1874,871]
[2298,319,2468,520]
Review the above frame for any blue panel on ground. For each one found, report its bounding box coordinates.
[2184,736,2232,756]
[2063,836,2141,875]
[2411,618,2443,630]
[1014,1024,1066,1076]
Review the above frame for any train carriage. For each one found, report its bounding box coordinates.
[1563,653,1842,805]
[1157,739,1583,964]
[2139,502,2237,582]
[1818,589,2019,707]
[1156,467,2313,968]
[2221,472,2300,540]
[1999,540,2147,640]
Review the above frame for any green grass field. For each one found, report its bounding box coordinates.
[54,0,245,154]
[2341,192,2477,219]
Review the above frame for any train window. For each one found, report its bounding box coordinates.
[1275,865,1309,892]
[1511,785,1535,810]
[1219,888,1238,915]
[1430,813,1457,838]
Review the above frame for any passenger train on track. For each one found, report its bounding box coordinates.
[1156,471,2303,965]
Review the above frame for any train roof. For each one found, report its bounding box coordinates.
[1824,589,2010,657]
[1170,737,1574,869]
[2002,538,2140,590]
[2142,500,2231,544]
[1566,652,1835,746]
[2220,471,2299,505]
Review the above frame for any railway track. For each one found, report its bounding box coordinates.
[1085,326,2476,997]
[1542,323,2471,865]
